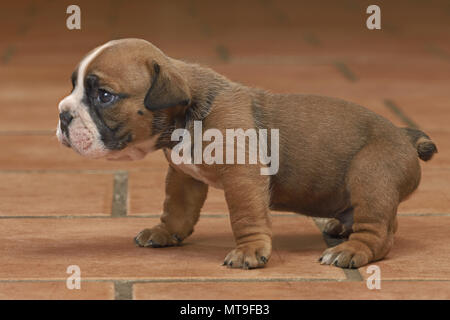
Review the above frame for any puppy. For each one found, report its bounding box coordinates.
[57,39,437,269]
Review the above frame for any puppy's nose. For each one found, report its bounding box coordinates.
[59,111,73,129]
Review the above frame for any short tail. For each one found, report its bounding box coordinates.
[402,127,438,161]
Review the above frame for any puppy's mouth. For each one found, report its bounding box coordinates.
[59,133,71,148]
[56,117,110,159]
[56,117,157,161]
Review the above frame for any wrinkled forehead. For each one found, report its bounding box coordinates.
[75,40,161,93]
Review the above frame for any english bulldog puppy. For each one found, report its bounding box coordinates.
[57,38,437,269]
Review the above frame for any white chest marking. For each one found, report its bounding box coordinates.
[176,163,223,189]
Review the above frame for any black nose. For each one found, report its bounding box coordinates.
[59,111,73,129]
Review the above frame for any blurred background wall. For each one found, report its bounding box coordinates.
[0,0,449,143]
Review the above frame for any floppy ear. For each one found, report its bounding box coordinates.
[144,62,191,110]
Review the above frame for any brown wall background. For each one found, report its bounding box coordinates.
[0,0,449,131]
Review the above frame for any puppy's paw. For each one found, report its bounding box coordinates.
[223,241,271,269]
[319,241,371,269]
[323,219,352,238]
[134,226,181,248]
[323,218,344,237]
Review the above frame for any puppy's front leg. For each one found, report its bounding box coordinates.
[222,166,272,269]
[135,165,208,247]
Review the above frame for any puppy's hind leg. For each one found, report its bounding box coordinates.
[320,143,403,268]
[323,207,354,239]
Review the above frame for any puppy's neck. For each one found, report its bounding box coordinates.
[171,59,232,122]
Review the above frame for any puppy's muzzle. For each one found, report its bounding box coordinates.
[59,111,73,135]
[58,111,73,147]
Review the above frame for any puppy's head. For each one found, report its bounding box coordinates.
[57,38,190,160]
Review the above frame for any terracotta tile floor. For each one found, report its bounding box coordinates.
[0,0,449,300]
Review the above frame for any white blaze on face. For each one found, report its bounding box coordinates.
[56,41,114,158]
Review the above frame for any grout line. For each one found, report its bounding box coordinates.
[426,44,450,62]
[342,268,364,281]
[313,218,364,281]
[1,278,448,284]
[259,0,290,27]
[111,171,128,217]
[120,278,345,284]
[0,213,310,219]
[0,170,118,175]
[185,0,213,37]
[114,280,133,300]
[186,55,336,65]
[333,61,358,82]
[303,33,321,47]
[382,22,400,35]
[17,2,38,35]
[10,166,449,176]
[0,215,113,219]
[397,212,450,217]
[1,45,15,64]
[3,1,41,65]
[0,130,55,136]
[383,99,419,129]
[215,45,231,63]
[0,277,349,284]
[0,168,162,174]
[1,213,449,220]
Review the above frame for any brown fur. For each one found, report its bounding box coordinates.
[74,39,437,269]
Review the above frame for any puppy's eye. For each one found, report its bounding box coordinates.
[97,89,116,105]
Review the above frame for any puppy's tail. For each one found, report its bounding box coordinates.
[402,127,438,161]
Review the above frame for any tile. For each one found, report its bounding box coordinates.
[128,170,167,215]
[133,280,450,300]
[390,97,450,132]
[0,281,114,300]
[345,62,450,105]
[359,216,450,280]
[0,216,345,281]
[0,135,168,171]
[398,167,450,214]
[0,73,71,132]
[129,171,227,215]
[0,173,113,216]
[202,188,228,214]
[350,59,450,84]
[0,102,60,132]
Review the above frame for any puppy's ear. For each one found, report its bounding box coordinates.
[144,62,191,110]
